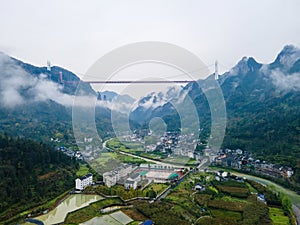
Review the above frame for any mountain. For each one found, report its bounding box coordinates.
[0,52,140,142]
[130,86,184,124]
[0,52,96,107]
[220,46,300,156]
[129,45,300,181]
[270,45,300,71]
[1,45,299,170]
[97,91,135,102]
[11,57,95,96]
[130,45,300,134]
[0,53,114,142]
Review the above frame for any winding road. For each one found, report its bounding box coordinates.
[103,138,192,169]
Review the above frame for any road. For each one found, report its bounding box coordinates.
[103,138,214,170]
[103,138,191,168]
[102,139,110,149]
[117,150,191,168]
[156,170,191,201]
[197,157,209,169]
[293,205,300,225]
[155,159,210,201]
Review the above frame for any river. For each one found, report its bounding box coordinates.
[33,194,103,225]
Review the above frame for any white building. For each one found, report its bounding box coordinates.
[124,173,141,190]
[287,169,294,178]
[103,171,118,188]
[124,180,137,190]
[217,170,229,178]
[103,164,138,188]
[236,149,243,155]
[75,173,93,190]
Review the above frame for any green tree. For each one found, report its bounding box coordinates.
[281,193,292,213]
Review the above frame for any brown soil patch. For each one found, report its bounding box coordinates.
[122,209,147,221]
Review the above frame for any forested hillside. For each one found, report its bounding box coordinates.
[129,45,300,184]
[0,135,79,223]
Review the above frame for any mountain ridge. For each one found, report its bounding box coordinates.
[128,45,300,183]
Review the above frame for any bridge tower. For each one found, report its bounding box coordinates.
[59,71,63,83]
[214,60,219,80]
[47,60,51,71]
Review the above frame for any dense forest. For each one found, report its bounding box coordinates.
[0,134,79,223]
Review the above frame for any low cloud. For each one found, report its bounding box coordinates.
[96,100,132,113]
[259,64,300,92]
[270,69,300,91]
[132,86,183,111]
[0,53,78,108]
[0,53,133,112]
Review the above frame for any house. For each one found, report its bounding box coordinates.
[103,164,138,188]
[193,152,201,161]
[139,220,154,225]
[75,173,93,190]
[236,149,243,155]
[124,173,141,190]
[287,169,294,178]
[124,180,137,190]
[257,194,267,204]
[217,170,229,178]
[194,184,205,191]
[235,177,245,183]
[279,167,294,178]
[215,176,221,181]
[103,171,118,188]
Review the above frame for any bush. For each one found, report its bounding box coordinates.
[216,185,250,198]
[207,199,246,212]
[194,194,212,206]
[136,202,190,225]
[242,201,272,225]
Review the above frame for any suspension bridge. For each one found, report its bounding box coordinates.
[46,61,219,84]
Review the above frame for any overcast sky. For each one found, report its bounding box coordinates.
[0,0,300,96]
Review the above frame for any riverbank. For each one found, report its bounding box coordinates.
[235,172,300,225]
[209,168,300,224]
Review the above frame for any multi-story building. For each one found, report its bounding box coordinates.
[75,173,93,190]
[103,164,137,188]
[124,173,141,190]
[103,171,118,188]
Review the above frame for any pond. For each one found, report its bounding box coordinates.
[34,194,103,225]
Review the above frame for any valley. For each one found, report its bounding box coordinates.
[25,170,298,225]
[0,44,300,225]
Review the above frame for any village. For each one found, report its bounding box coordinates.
[55,132,295,187]
[121,130,199,159]
[213,148,294,179]
[43,134,297,225]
